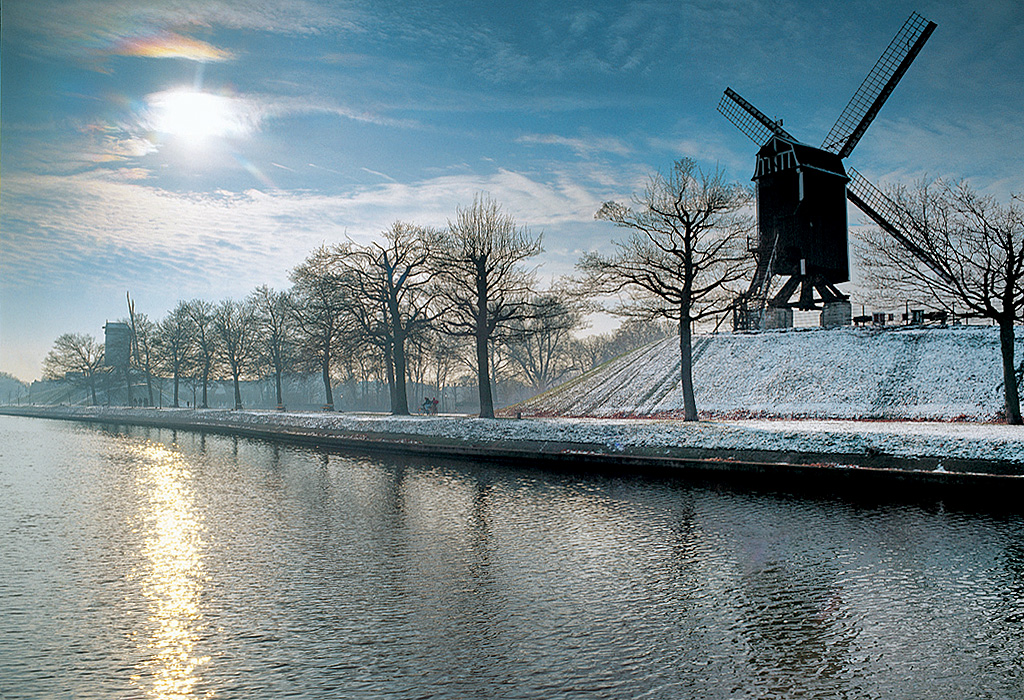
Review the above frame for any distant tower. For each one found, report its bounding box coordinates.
[103,322,132,369]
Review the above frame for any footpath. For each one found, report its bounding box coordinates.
[2,405,1022,507]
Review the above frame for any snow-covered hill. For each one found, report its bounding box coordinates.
[514,325,1024,421]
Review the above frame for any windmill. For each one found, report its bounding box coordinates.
[718,12,939,329]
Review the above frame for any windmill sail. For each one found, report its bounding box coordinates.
[821,12,936,158]
[717,88,795,146]
[846,168,953,283]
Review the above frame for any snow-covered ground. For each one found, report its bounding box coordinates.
[8,404,1023,466]
[517,325,1023,422]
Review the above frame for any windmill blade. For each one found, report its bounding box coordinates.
[718,87,795,146]
[822,12,937,158]
[846,168,953,283]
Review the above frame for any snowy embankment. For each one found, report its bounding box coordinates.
[515,325,1023,421]
[4,404,1023,467]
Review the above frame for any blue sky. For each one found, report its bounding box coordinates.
[2,0,1022,381]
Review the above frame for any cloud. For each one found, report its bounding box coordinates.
[4,0,365,45]
[0,159,626,379]
[20,90,416,176]
[361,167,396,182]
[517,133,634,158]
[647,134,751,182]
[847,112,1024,199]
[253,94,421,130]
[0,162,626,299]
[107,30,232,61]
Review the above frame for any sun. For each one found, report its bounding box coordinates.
[147,89,252,141]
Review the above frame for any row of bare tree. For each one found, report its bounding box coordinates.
[43,196,660,416]
[42,158,1024,422]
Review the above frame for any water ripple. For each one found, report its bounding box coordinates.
[1,416,1023,699]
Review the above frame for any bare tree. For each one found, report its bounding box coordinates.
[42,333,106,405]
[859,179,1024,424]
[214,298,258,410]
[183,299,218,409]
[250,285,295,411]
[126,293,155,407]
[289,246,354,410]
[507,293,583,393]
[337,223,436,415]
[155,303,194,408]
[429,195,543,418]
[0,372,29,404]
[418,327,460,413]
[580,159,754,421]
[570,334,608,374]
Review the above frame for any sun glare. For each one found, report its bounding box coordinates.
[147,89,251,140]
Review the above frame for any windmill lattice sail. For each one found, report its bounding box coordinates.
[717,88,794,146]
[820,12,936,158]
[846,168,952,283]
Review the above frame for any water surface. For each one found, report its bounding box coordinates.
[1,415,1022,699]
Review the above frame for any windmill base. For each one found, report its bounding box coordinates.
[821,300,852,328]
[733,272,851,331]
[732,305,793,330]
[765,307,794,329]
[769,272,848,311]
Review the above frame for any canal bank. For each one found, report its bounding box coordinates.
[2,405,1022,506]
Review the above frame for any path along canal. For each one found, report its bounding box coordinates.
[1,414,1022,699]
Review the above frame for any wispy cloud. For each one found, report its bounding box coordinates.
[15,89,419,176]
[844,113,1024,199]
[361,167,396,182]
[254,94,421,130]
[517,133,633,158]
[107,30,232,61]
[4,0,366,46]
[0,163,622,293]
[0,161,624,379]
[646,134,751,182]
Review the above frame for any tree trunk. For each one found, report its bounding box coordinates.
[89,377,98,406]
[322,353,334,411]
[392,329,410,415]
[384,335,399,413]
[201,362,209,408]
[679,313,697,421]
[999,318,1022,424]
[476,326,494,419]
[475,269,495,419]
[275,366,285,410]
[232,368,243,410]
[172,367,180,408]
[144,358,154,407]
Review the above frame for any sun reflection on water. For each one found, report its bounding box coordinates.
[128,441,210,699]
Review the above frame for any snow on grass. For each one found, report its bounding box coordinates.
[518,325,1022,422]
[23,404,1024,465]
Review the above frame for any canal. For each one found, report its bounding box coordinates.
[1,415,1022,699]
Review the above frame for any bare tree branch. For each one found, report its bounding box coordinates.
[581,158,754,420]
